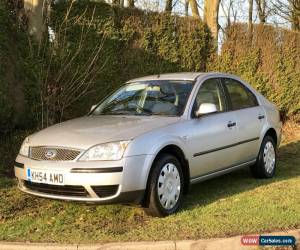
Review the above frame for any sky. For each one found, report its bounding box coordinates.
[103,0,289,45]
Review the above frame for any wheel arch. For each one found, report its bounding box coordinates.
[142,144,190,207]
[263,127,278,147]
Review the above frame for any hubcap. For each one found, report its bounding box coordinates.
[157,163,181,210]
[263,141,276,174]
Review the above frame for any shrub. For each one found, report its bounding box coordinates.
[212,24,300,121]
[50,0,214,119]
[0,1,40,133]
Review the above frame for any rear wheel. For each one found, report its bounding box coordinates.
[144,154,184,217]
[251,135,276,178]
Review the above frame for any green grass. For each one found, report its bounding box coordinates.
[0,137,299,243]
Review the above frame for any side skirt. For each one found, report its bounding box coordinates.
[190,159,256,184]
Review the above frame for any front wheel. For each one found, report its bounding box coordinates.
[144,154,184,217]
[251,135,277,178]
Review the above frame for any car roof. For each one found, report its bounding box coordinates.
[127,72,204,82]
[126,72,238,82]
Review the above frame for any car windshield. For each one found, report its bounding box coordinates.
[91,80,194,116]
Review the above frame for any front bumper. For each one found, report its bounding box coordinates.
[14,153,154,204]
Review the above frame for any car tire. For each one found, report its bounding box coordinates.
[251,135,277,178]
[144,153,184,217]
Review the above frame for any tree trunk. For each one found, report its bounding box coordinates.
[112,0,120,5]
[165,0,173,12]
[255,0,266,23]
[248,0,253,30]
[291,15,300,31]
[204,0,220,40]
[24,0,47,41]
[185,0,189,16]
[120,0,124,7]
[128,0,134,7]
[272,0,299,31]
[291,0,300,31]
[189,0,200,18]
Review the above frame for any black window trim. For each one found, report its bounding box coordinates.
[221,77,259,111]
[190,77,229,119]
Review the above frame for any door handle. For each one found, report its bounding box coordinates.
[227,121,236,127]
[258,115,265,120]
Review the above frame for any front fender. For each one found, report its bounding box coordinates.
[125,131,189,159]
[123,130,190,190]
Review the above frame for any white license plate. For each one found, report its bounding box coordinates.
[26,168,65,185]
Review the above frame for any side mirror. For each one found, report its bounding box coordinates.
[195,103,217,117]
[90,104,97,112]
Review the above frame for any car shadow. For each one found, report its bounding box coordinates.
[182,140,300,211]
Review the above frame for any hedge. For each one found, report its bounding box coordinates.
[212,23,300,121]
[1,1,299,134]
[50,0,214,120]
[0,1,39,133]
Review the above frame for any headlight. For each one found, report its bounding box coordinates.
[19,137,30,157]
[78,141,130,161]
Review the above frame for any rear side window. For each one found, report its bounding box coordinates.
[223,78,258,110]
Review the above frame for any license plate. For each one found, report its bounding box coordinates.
[26,168,65,185]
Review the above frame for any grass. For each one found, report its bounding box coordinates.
[0,133,299,243]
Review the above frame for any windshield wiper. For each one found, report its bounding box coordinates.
[100,109,151,116]
[100,110,132,115]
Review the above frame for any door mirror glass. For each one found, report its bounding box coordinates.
[195,103,217,117]
[90,105,97,112]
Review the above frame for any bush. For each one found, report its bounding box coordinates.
[0,130,32,176]
[50,0,214,119]
[0,1,40,133]
[212,24,300,121]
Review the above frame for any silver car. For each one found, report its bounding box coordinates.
[15,72,282,216]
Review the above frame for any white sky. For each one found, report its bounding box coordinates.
[101,0,290,48]
[118,0,289,29]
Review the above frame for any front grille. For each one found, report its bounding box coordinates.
[30,147,81,161]
[91,185,119,198]
[24,181,88,197]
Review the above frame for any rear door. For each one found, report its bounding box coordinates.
[221,78,265,163]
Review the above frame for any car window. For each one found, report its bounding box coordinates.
[193,78,226,114]
[223,78,258,110]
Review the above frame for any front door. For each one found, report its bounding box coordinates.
[186,78,239,179]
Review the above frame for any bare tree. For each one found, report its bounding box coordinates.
[189,0,200,18]
[220,0,238,29]
[249,0,254,29]
[255,0,267,23]
[23,0,50,41]
[128,0,135,7]
[165,0,173,11]
[112,0,120,5]
[272,0,300,31]
[183,0,188,15]
[38,4,107,127]
[204,0,220,40]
